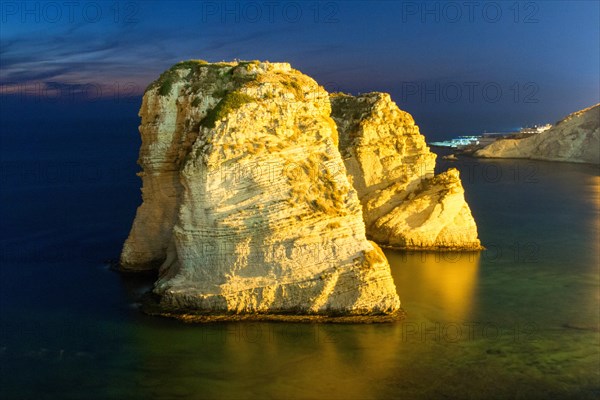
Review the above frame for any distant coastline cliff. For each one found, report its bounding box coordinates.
[475,104,600,164]
[120,60,481,319]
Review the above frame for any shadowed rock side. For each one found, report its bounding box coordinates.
[475,104,600,164]
[330,92,482,250]
[121,60,400,318]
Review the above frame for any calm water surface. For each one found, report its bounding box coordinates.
[1,117,598,399]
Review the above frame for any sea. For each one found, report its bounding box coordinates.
[1,99,599,399]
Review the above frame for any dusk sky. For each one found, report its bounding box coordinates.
[1,0,599,138]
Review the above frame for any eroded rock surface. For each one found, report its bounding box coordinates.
[121,61,400,317]
[331,92,482,250]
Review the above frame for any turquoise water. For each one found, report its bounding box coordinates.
[1,121,598,398]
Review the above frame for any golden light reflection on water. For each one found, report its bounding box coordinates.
[130,320,407,399]
[386,250,481,322]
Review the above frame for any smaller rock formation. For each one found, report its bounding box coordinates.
[368,168,481,249]
[331,92,482,250]
[475,104,600,164]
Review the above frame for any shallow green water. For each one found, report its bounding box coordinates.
[1,152,598,399]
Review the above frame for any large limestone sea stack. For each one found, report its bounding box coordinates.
[121,60,400,318]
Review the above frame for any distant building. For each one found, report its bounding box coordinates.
[518,124,552,135]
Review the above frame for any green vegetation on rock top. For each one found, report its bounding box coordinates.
[146,60,206,95]
[145,60,265,97]
[200,92,255,128]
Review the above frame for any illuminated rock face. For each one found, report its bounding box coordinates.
[121,61,400,317]
[476,104,600,164]
[331,93,482,250]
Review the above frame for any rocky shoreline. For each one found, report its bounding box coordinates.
[140,293,406,323]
